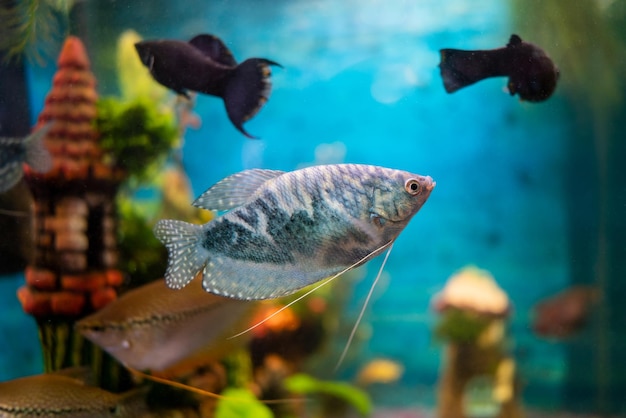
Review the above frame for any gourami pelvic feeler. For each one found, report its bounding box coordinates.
[154,163,435,303]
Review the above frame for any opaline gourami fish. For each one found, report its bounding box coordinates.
[76,278,254,372]
[439,34,559,102]
[0,370,147,418]
[135,34,281,138]
[0,123,52,193]
[154,164,435,301]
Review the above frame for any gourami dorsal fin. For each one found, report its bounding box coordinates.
[192,168,285,211]
[189,34,237,67]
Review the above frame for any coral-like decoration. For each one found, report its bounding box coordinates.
[19,36,125,320]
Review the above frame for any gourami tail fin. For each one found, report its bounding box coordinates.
[153,219,208,289]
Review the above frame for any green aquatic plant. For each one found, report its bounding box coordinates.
[96,97,178,184]
[0,0,76,62]
[115,196,167,288]
[214,388,274,418]
[284,373,372,416]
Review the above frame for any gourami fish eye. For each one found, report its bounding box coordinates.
[405,179,422,196]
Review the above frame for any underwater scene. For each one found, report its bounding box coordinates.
[1,0,626,417]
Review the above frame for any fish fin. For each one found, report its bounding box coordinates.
[438,49,479,93]
[507,34,523,47]
[0,160,24,193]
[223,58,282,138]
[439,49,501,93]
[192,168,285,211]
[24,123,53,173]
[153,219,209,289]
[50,366,94,385]
[228,240,394,338]
[0,208,29,217]
[127,367,302,405]
[189,34,237,67]
[335,243,394,371]
[201,255,318,300]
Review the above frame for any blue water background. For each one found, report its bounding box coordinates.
[3,0,572,409]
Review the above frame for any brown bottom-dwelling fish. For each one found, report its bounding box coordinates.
[439,34,559,102]
[135,34,281,138]
[0,369,148,418]
[154,164,435,301]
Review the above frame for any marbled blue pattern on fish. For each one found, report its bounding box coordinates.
[154,164,435,300]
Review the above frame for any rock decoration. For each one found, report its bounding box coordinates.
[433,266,523,418]
[16,37,126,377]
[433,266,510,318]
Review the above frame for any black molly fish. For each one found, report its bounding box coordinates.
[135,34,281,138]
[439,34,559,102]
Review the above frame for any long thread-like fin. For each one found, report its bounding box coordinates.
[228,240,394,340]
[127,366,305,405]
[334,243,394,372]
[0,208,29,217]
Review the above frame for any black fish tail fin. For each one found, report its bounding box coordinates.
[153,219,208,289]
[438,49,504,93]
[223,58,281,138]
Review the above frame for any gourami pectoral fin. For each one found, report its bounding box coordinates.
[192,168,285,211]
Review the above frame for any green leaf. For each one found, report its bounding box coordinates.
[214,388,274,418]
[284,374,372,416]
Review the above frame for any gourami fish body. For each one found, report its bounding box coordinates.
[154,164,435,301]
[77,279,254,372]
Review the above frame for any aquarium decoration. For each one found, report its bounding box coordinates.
[17,35,129,391]
[432,266,523,418]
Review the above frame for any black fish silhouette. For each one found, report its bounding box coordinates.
[135,34,281,138]
[439,34,559,102]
